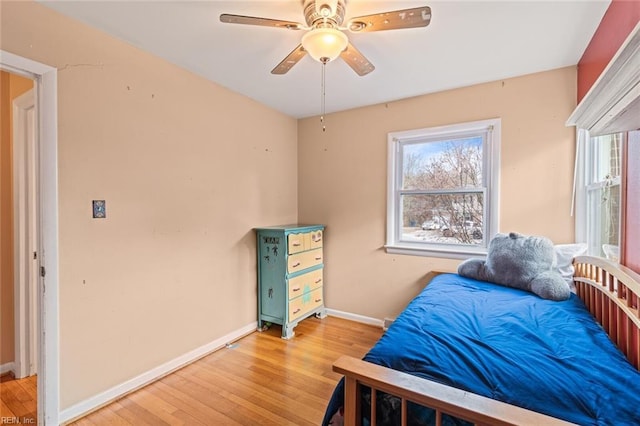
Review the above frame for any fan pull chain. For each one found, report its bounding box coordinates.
[320,5,331,132]
[321,59,327,132]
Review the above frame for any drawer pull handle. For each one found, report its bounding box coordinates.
[293,242,301,246]
[292,262,301,268]
[315,257,322,261]
[315,279,322,284]
[293,308,301,314]
[292,287,301,292]
[315,298,322,303]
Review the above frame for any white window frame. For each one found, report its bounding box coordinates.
[575,129,623,259]
[568,24,640,263]
[386,118,501,259]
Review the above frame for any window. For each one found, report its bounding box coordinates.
[386,119,500,258]
[579,132,623,261]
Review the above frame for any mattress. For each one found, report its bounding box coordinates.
[322,273,640,425]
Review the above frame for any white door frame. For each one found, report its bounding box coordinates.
[13,88,39,379]
[1,50,59,426]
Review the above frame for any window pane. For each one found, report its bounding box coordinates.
[591,133,622,183]
[387,118,499,256]
[401,192,484,245]
[402,136,483,190]
[587,183,620,260]
[586,132,622,261]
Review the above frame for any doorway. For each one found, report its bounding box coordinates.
[0,50,59,425]
[1,67,37,424]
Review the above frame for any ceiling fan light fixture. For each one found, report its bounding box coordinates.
[315,0,338,17]
[301,28,348,62]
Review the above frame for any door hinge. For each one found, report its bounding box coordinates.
[33,251,37,260]
[40,266,46,278]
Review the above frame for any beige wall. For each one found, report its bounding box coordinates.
[0,0,577,413]
[298,67,577,319]
[1,1,298,408]
[1,70,34,366]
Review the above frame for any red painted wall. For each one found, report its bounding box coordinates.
[578,1,640,272]
[577,0,640,102]
[624,131,640,273]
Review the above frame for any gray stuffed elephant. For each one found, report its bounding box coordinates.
[458,232,571,301]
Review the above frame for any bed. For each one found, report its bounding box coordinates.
[322,255,640,425]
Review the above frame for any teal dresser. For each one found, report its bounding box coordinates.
[255,224,326,339]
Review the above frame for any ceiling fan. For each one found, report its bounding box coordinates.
[220,0,432,76]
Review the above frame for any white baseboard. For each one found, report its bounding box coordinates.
[326,308,384,328]
[0,362,15,376]
[59,321,257,424]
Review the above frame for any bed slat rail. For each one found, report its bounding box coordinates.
[573,255,640,370]
[333,356,575,426]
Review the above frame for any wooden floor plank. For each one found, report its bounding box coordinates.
[1,317,382,425]
[178,362,316,425]
[169,409,210,426]
[70,417,98,426]
[111,400,166,426]
[1,398,18,418]
[89,405,135,425]
[127,388,184,425]
[150,380,242,425]
[177,363,315,425]
[0,375,37,424]
[0,382,31,418]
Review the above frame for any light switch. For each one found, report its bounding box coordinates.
[92,200,106,218]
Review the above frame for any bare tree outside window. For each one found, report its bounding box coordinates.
[400,137,484,245]
[387,118,499,257]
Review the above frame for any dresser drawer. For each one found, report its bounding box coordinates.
[309,230,323,250]
[288,230,324,254]
[287,232,306,254]
[289,287,324,322]
[288,269,323,300]
[287,248,323,273]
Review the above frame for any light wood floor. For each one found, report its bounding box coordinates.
[54,316,380,425]
[0,373,37,424]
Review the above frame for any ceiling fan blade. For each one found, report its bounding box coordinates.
[347,6,431,33]
[271,45,307,75]
[220,14,304,30]
[340,43,375,76]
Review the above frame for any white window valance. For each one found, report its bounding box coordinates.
[567,22,640,136]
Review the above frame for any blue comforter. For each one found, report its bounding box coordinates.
[322,274,640,425]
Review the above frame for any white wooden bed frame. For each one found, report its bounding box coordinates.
[333,255,640,426]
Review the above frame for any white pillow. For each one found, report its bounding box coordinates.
[554,243,588,292]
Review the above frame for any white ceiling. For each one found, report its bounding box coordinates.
[39,0,610,119]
